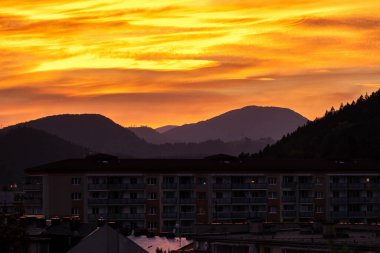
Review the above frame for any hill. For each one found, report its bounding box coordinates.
[257,90,380,159]
[128,127,170,144]
[11,114,150,156]
[162,106,307,143]
[155,125,178,134]
[0,127,89,184]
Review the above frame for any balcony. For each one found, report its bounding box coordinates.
[162,183,177,189]
[88,184,108,190]
[348,197,370,203]
[88,199,109,205]
[299,197,313,203]
[23,199,42,205]
[330,183,350,190]
[108,199,128,205]
[299,183,314,189]
[252,197,267,203]
[180,227,194,234]
[162,198,177,204]
[162,213,177,219]
[331,211,347,218]
[107,184,127,190]
[231,197,250,204]
[127,198,145,204]
[347,183,365,190]
[347,211,367,218]
[282,182,297,189]
[128,213,145,219]
[161,226,175,233]
[330,197,347,204]
[23,184,42,191]
[282,196,296,202]
[231,212,249,219]
[128,184,145,189]
[215,213,231,219]
[231,183,267,189]
[180,213,195,219]
[107,213,129,220]
[299,211,314,218]
[213,184,231,189]
[179,198,195,204]
[179,184,194,190]
[282,210,297,217]
[214,198,231,204]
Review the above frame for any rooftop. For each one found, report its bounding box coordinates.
[25,154,380,175]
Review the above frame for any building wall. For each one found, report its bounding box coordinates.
[24,172,380,233]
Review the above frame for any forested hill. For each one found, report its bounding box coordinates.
[256,90,380,160]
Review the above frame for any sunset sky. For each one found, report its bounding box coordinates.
[1,0,380,128]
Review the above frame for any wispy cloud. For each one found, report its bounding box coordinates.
[1,0,380,127]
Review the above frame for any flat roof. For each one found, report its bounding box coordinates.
[25,157,380,175]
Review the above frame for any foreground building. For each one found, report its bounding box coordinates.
[24,154,380,234]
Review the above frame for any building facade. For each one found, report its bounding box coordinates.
[23,155,380,234]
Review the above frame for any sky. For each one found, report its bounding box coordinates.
[1,0,380,128]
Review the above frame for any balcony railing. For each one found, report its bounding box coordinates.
[128,184,145,189]
[180,227,194,234]
[23,184,42,191]
[23,199,42,205]
[299,211,314,218]
[162,198,177,204]
[231,183,267,189]
[88,198,145,205]
[162,213,177,219]
[331,211,347,218]
[88,184,108,190]
[179,212,196,219]
[299,197,313,203]
[252,197,267,203]
[282,182,297,188]
[107,184,127,190]
[179,198,195,204]
[162,183,177,189]
[214,198,231,204]
[231,197,250,204]
[128,213,145,219]
[212,184,231,189]
[330,197,347,204]
[298,183,314,189]
[179,184,194,190]
[215,212,231,219]
[282,210,297,217]
[282,196,296,202]
[230,212,249,219]
[88,199,109,205]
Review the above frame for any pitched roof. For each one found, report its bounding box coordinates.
[67,225,146,253]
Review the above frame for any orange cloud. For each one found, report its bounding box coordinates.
[1,0,380,128]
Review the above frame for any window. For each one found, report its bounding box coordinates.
[268,191,278,199]
[91,192,99,198]
[315,192,324,199]
[130,207,137,214]
[71,192,81,200]
[268,177,277,185]
[269,206,277,213]
[316,177,324,184]
[148,192,157,200]
[147,222,157,229]
[197,192,207,200]
[147,177,157,185]
[130,177,137,184]
[71,208,80,215]
[71,177,81,185]
[92,208,99,214]
[216,192,223,199]
[316,206,324,213]
[130,192,137,199]
[149,207,157,215]
[197,177,207,185]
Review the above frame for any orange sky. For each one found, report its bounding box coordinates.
[1,0,380,128]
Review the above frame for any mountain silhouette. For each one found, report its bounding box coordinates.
[11,114,149,156]
[257,90,380,159]
[162,106,308,143]
[0,127,88,184]
[128,126,170,144]
[155,125,178,134]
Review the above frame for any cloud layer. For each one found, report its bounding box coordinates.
[1,0,380,127]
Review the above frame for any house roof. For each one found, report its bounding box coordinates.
[67,224,146,253]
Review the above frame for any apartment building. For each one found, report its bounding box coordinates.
[23,154,380,234]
